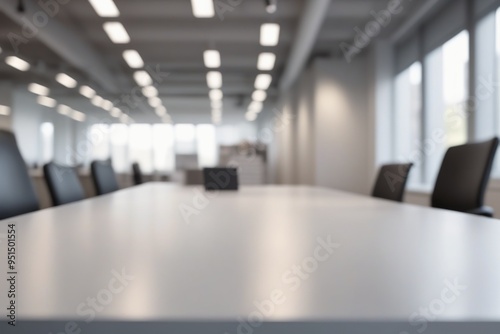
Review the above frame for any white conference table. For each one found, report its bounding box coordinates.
[1,183,500,333]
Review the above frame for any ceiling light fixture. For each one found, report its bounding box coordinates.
[254,74,272,90]
[257,52,276,71]
[209,89,223,101]
[204,50,221,68]
[57,104,72,115]
[265,0,277,13]
[102,99,113,111]
[134,71,153,86]
[110,107,122,118]
[155,105,167,116]
[91,95,104,107]
[37,96,57,108]
[103,22,130,44]
[206,71,222,89]
[71,110,86,122]
[211,100,222,109]
[260,23,280,46]
[252,90,267,102]
[88,0,119,17]
[248,101,263,113]
[123,50,144,68]
[56,73,78,88]
[142,86,158,98]
[5,56,30,71]
[0,105,11,116]
[148,97,162,108]
[28,83,50,96]
[245,112,257,122]
[191,0,215,18]
[79,85,96,99]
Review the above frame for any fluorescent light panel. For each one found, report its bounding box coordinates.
[71,110,86,122]
[0,105,11,116]
[148,97,162,108]
[248,101,263,113]
[57,104,72,115]
[102,99,113,111]
[252,90,267,102]
[206,71,222,89]
[142,86,158,98]
[134,71,152,86]
[257,52,276,71]
[91,95,104,107]
[209,89,223,101]
[191,0,215,18]
[110,107,122,118]
[103,22,130,44]
[260,23,280,46]
[37,96,57,108]
[5,56,30,71]
[155,106,167,116]
[88,0,119,17]
[56,73,78,88]
[254,74,272,90]
[28,83,50,96]
[123,50,144,68]
[79,85,96,99]
[204,50,220,68]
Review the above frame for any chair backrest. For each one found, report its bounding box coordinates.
[431,137,499,212]
[372,163,413,202]
[203,168,239,191]
[132,162,144,185]
[0,130,39,219]
[43,163,85,206]
[90,160,119,195]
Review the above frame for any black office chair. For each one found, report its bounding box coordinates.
[372,163,413,202]
[90,160,120,195]
[43,162,85,206]
[132,162,144,185]
[203,168,239,191]
[432,137,499,217]
[0,130,39,219]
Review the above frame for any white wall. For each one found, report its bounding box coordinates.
[267,55,372,195]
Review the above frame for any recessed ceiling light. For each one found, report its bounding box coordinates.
[71,110,86,122]
[0,105,11,116]
[254,74,272,90]
[57,104,72,115]
[252,90,267,102]
[56,73,78,88]
[206,71,222,89]
[37,96,57,108]
[245,111,257,122]
[28,83,50,96]
[191,0,215,18]
[103,22,130,44]
[211,100,222,109]
[134,71,152,86]
[5,56,30,71]
[257,52,276,71]
[155,105,167,116]
[91,95,104,107]
[209,89,223,101]
[79,85,96,99]
[88,0,119,17]
[162,114,172,123]
[260,23,280,46]
[123,50,144,68]
[248,101,263,113]
[142,85,158,98]
[120,114,130,123]
[102,99,113,111]
[148,97,162,108]
[110,107,122,118]
[204,50,221,68]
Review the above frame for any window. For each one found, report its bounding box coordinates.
[174,124,197,154]
[129,124,154,173]
[153,124,175,173]
[394,62,422,185]
[110,124,129,173]
[88,124,110,161]
[39,122,54,165]
[197,124,218,167]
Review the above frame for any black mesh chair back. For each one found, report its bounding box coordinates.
[431,137,499,217]
[132,162,144,185]
[203,168,239,191]
[0,130,39,219]
[91,160,120,195]
[372,163,413,202]
[43,163,85,206]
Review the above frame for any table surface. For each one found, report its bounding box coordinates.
[1,183,500,326]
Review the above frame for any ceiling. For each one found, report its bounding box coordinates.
[0,0,425,124]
